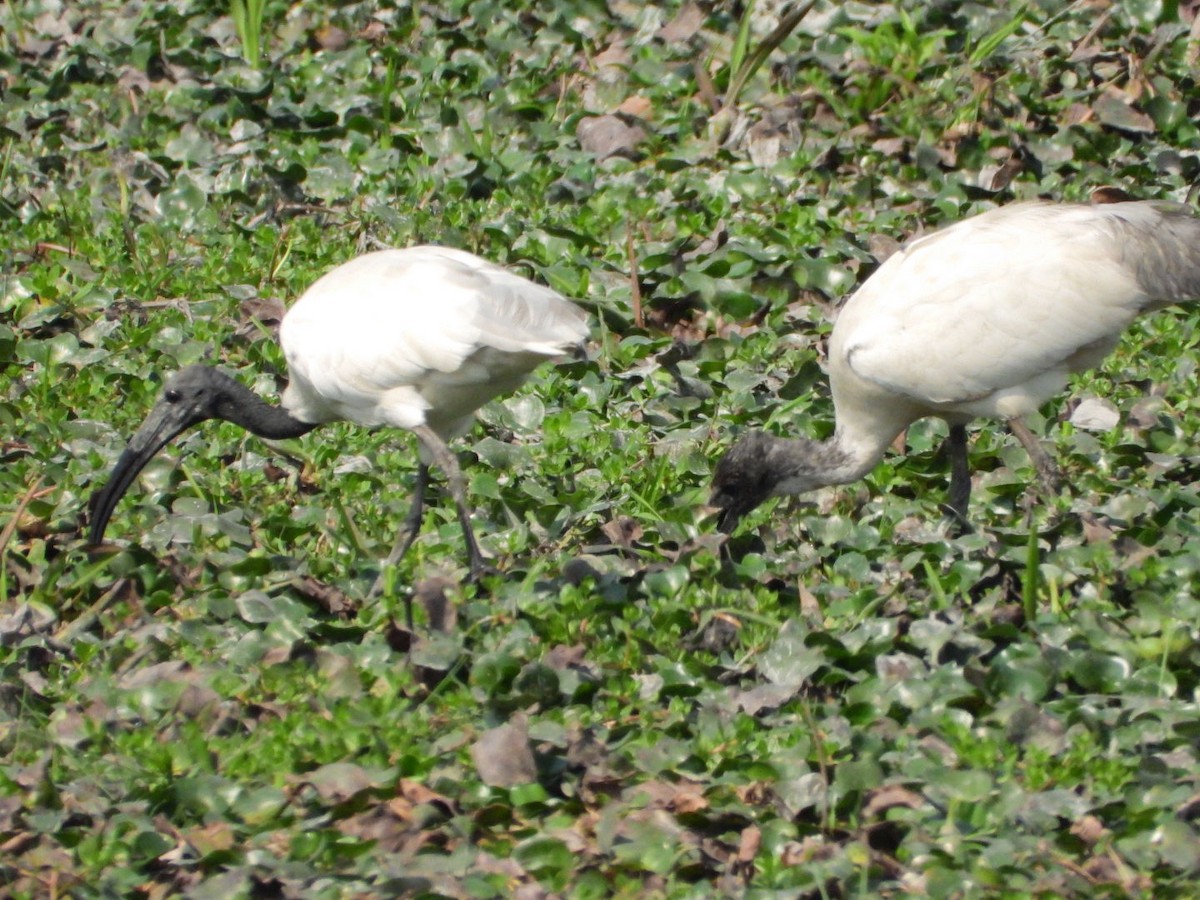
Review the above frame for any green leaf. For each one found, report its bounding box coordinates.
[969,6,1027,65]
[1071,651,1132,693]
[759,619,824,688]
[987,645,1055,702]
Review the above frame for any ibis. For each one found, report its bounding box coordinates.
[711,199,1200,533]
[88,246,589,583]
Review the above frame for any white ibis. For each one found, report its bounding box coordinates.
[712,199,1200,533]
[88,246,589,583]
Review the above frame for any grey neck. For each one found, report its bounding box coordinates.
[210,369,317,440]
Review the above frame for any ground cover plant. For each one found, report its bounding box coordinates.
[2,0,1199,895]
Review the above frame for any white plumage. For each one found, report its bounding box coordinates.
[712,200,1200,532]
[89,246,589,584]
[281,247,587,437]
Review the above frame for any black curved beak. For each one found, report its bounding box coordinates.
[87,400,204,545]
[708,487,750,535]
[711,477,776,535]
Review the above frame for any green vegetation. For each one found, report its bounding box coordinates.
[229,0,269,69]
[3,0,1199,895]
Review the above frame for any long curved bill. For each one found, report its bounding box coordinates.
[709,487,753,535]
[714,500,747,534]
[88,400,201,546]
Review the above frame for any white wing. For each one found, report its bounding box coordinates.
[834,202,1192,416]
[279,247,588,432]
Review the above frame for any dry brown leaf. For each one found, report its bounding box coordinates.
[184,821,236,856]
[119,660,191,690]
[1080,514,1115,544]
[359,21,388,42]
[1062,102,1095,126]
[917,734,959,766]
[314,25,349,51]
[579,768,624,804]
[978,153,1024,192]
[545,644,587,670]
[471,717,537,787]
[238,295,286,341]
[1091,186,1136,204]
[686,613,739,654]
[872,136,906,157]
[473,851,530,880]
[736,824,761,863]
[735,683,799,716]
[577,115,646,160]
[616,94,652,119]
[797,581,822,620]
[1093,90,1156,134]
[868,232,902,263]
[414,576,457,633]
[672,787,709,815]
[260,644,294,667]
[746,124,783,167]
[658,3,705,44]
[592,40,631,75]
[0,831,40,856]
[1070,814,1110,846]
[293,761,384,804]
[566,725,609,770]
[337,803,412,853]
[175,682,221,719]
[626,779,709,814]
[862,785,926,819]
[780,835,835,866]
[1114,535,1155,571]
[680,221,727,261]
[601,515,643,547]
[295,576,357,619]
[400,778,455,813]
[734,783,771,808]
[1081,851,1152,891]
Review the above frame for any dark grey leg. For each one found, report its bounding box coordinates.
[945,423,971,519]
[369,461,429,602]
[1007,417,1062,494]
[413,424,488,581]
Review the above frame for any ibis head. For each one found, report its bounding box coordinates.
[88,366,313,545]
[710,199,1200,536]
[711,432,777,534]
[86,245,588,578]
[711,431,846,533]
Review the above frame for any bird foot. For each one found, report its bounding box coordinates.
[1035,465,1063,497]
[1007,417,1064,499]
[368,555,495,607]
[466,559,499,586]
[939,502,974,536]
[367,568,400,602]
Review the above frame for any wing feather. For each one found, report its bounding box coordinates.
[835,202,1174,412]
[279,246,587,428]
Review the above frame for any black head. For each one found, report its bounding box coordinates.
[710,431,780,534]
[87,366,230,545]
[710,430,838,533]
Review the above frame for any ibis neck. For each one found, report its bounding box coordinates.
[820,429,888,487]
[827,424,896,484]
[782,430,885,493]
[211,370,317,440]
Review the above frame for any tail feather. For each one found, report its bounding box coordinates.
[1112,202,1200,305]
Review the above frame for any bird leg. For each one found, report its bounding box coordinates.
[413,424,490,582]
[941,423,973,529]
[1007,417,1063,495]
[368,462,430,603]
